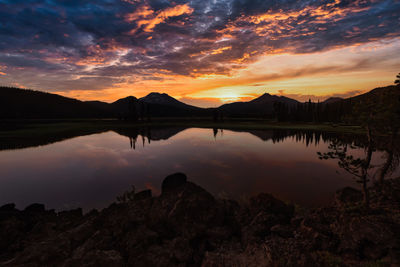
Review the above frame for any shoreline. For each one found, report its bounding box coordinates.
[0,118,366,137]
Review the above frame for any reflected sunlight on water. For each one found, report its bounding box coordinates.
[0,128,397,211]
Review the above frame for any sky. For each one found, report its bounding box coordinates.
[0,0,399,107]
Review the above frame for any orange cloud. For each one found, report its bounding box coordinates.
[127,4,193,34]
[210,46,232,55]
[246,0,369,25]
[11,82,26,88]
[125,5,154,22]
[0,65,6,75]
[230,0,371,38]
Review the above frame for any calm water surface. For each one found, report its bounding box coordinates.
[0,128,392,211]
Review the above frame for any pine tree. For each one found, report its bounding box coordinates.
[395,72,400,86]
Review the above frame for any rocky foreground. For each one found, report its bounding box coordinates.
[1,174,399,267]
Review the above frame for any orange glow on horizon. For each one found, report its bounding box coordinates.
[51,38,400,107]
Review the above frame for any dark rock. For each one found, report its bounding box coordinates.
[249,193,294,223]
[290,216,304,227]
[0,216,26,253]
[134,189,152,201]
[67,221,96,246]
[154,182,219,232]
[0,203,16,212]
[270,224,294,238]
[86,209,99,217]
[58,208,83,218]
[125,226,159,263]
[300,211,333,237]
[298,208,338,251]
[1,174,399,266]
[24,203,45,213]
[242,213,280,243]
[161,173,187,194]
[334,216,397,260]
[334,187,362,207]
[66,249,124,267]
[202,244,271,266]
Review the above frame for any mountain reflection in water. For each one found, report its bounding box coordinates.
[0,127,398,211]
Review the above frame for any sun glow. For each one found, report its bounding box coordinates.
[58,37,400,107]
[2,0,399,108]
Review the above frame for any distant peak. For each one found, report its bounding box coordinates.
[323,97,343,104]
[146,92,169,97]
[119,95,137,101]
[112,95,137,104]
[257,93,272,98]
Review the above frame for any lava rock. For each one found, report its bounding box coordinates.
[24,203,45,213]
[135,189,152,201]
[334,187,362,207]
[0,203,16,212]
[58,208,83,218]
[161,173,187,194]
[270,224,294,238]
[249,193,294,222]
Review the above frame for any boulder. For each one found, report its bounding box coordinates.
[134,189,152,201]
[270,224,294,238]
[161,173,187,194]
[334,187,362,207]
[154,182,219,231]
[58,208,83,219]
[334,216,397,260]
[0,203,16,212]
[24,203,45,213]
[249,193,294,223]
[66,249,124,267]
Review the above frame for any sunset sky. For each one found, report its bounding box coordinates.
[0,0,399,107]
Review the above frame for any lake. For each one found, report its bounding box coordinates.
[0,127,394,211]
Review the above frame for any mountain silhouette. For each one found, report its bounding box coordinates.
[0,87,206,118]
[0,85,397,119]
[0,87,110,119]
[219,93,299,117]
[140,93,198,110]
[139,92,206,117]
[322,97,343,104]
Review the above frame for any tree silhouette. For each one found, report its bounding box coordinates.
[318,140,373,208]
[395,72,400,86]
[212,128,218,139]
[376,142,399,185]
[374,92,400,185]
[212,109,219,122]
[319,97,377,209]
[273,101,289,122]
[319,83,400,208]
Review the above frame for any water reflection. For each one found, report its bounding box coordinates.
[318,129,400,208]
[0,127,398,211]
[116,127,367,150]
[0,126,366,151]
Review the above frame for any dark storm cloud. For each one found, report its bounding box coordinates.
[0,0,399,91]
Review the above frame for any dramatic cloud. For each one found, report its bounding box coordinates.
[126,3,194,34]
[0,0,399,102]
